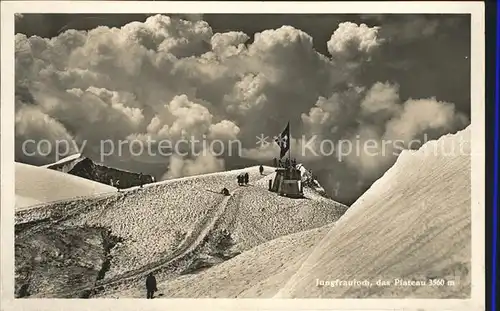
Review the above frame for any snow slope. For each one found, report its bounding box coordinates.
[275,126,471,298]
[101,224,333,298]
[100,127,471,299]
[15,162,116,210]
[15,125,470,299]
[15,165,348,298]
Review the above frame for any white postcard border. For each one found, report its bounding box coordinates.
[1,2,485,311]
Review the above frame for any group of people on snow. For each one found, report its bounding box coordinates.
[236,164,265,186]
[237,172,249,186]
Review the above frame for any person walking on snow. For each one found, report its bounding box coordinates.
[146,272,157,299]
[259,165,264,175]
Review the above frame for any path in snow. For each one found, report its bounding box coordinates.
[104,224,333,298]
[15,165,347,298]
[55,190,237,298]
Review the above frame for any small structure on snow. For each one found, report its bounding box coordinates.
[268,165,304,198]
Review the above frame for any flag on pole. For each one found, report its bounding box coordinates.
[275,122,290,159]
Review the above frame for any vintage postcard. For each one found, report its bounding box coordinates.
[1,1,485,311]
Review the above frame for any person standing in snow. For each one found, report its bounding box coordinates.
[259,165,264,175]
[146,272,157,299]
[244,172,249,185]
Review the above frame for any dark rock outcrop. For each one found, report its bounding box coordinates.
[45,155,154,189]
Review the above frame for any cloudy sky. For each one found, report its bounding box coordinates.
[14,13,470,204]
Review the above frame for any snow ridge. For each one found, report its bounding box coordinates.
[15,162,116,210]
[275,126,471,298]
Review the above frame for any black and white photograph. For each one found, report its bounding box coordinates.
[1,1,485,310]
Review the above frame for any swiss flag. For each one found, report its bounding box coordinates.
[275,122,290,159]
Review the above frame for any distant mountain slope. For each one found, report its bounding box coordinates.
[15,165,348,298]
[15,162,116,210]
[43,154,154,189]
[275,126,471,298]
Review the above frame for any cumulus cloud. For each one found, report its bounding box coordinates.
[384,97,469,143]
[299,81,468,181]
[341,125,391,179]
[223,73,269,116]
[163,151,225,180]
[146,94,214,141]
[208,120,240,141]
[15,105,78,164]
[327,22,382,61]
[301,86,365,137]
[121,15,213,57]
[360,82,401,119]
[15,14,470,202]
[211,31,249,58]
[15,13,24,22]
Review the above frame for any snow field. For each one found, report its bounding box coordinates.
[15,162,116,210]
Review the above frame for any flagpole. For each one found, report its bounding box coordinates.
[288,121,291,167]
